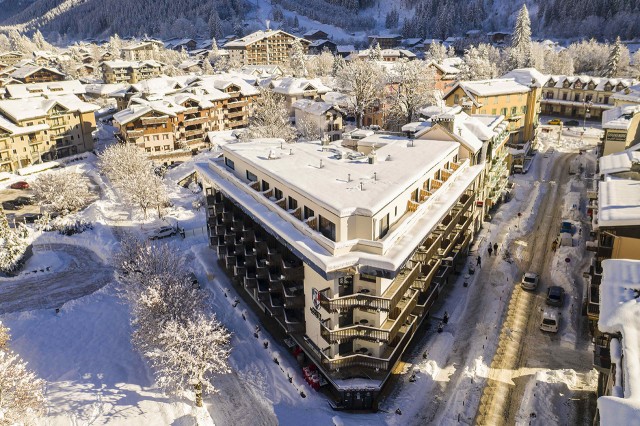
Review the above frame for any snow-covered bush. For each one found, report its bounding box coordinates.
[0,211,29,274]
[0,322,46,424]
[31,169,93,215]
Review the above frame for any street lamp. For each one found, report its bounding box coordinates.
[583,100,593,131]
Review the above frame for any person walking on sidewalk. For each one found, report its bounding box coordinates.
[488,246,493,256]
[477,255,482,268]
[493,243,498,255]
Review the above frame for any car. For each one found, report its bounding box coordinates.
[149,226,176,240]
[564,120,580,126]
[10,181,29,190]
[540,310,559,333]
[547,118,562,125]
[546,286,565,307]
[2,201,22,211]
[21,213,41,223]
[560,221,575,235]
[521,272,539,290]
[13,196,35,206]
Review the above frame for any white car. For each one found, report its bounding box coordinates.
[540,310,559,333]
[149,226,176,240]
[521,272,539,290]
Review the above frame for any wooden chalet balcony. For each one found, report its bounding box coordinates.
[185,116,209,125]
[227,100,248,108]
[182,107,199,115]
[226,110,246,119]
[587,284,600,322]
[126,129,144,138]
[227,119,248,128]
[141,116,169,126]
[184,128,204,138]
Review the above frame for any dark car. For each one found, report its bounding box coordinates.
[14,196,35,206]
[10,181,29,190]
[564,120,580,126]
[2,201,22,210]
[546,286,565,307]
[22,213,42,223]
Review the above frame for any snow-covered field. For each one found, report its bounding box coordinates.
[0,125,602,425]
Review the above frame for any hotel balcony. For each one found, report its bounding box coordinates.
[141,116,169,126]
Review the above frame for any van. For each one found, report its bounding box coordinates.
[540,310,559,333]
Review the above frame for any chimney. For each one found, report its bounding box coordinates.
[266,20,271,30]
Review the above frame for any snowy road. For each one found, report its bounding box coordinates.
[0,243,112,315]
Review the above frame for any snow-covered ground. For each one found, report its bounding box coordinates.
[0,125,602,425]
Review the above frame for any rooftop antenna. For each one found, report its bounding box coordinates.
[348,173,351,182]
[360,182,364,191]
[373,172,377,181]
[319,159,323,168]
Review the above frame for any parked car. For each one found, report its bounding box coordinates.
[546,286,565,307]
[10,181,29,189]
[547,118,562,125]
[521,272,539,290]
[149,226,176,240]
[2,201,21,211]
[14,196,35,206]
[540,310,559,333]
[564,120,580,126]
[560,221,575,235]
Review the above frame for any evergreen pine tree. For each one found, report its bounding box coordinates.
[509,4,533,69]
[368,42,382,61]
[289,39,307,77]
[332,55,346,76]
[604,36,622,77]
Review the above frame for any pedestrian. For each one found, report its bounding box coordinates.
[443,311,449,324]
[477,255,482,267]
[493,243,498,255]
[488,246,493,256]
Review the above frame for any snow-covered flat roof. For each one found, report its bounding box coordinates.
[598,177,640,227]
[598,259,640,424]
[222,137,459,217]
[196,155,482,276]
[599,147,640,175]
[603,105,640,130]
[459,78,531,97]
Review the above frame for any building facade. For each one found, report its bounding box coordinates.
[224,30,310,66]
[101,60,164,84]
[0,95,98,172]
[601,105,640,156]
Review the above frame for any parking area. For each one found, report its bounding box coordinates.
[0,187,42,225]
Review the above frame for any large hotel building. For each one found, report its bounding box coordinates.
[196,108,509,409]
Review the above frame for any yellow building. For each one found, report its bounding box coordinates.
[0,95,98,172]
[100,60,163,84]
[224,29,310,66]
[443,78,541,146]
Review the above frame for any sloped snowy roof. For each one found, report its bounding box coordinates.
[292,99,340,116]
[599,147,640,175]
[0,94,99,122]
[10,65,65,79]
[5,80,85,99]
[598,177,640,227]
[502,68,548,88]
[0,114,49,136]
[271,77,331,96]
[224,30,308,48]
[457,78,531,97]
[598,259,640,425]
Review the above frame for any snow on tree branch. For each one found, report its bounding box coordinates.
[31,169,94,215]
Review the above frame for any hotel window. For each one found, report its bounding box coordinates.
[246,170,258,181]
[511,107,517,115]
[304,206,315,219]
[319,215,336,241]
[379,213,389,239]
[274,188,283,200]
[224,157,235,170]
[501,108,507,116]
[261,180,270,191]
[288,196,298,210]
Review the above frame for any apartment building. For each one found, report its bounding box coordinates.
[9,65,66,83]
[224,29,310,66]
[112,75,259,154]
[121,41,161,61]
[292,99,344,141]
[427,60,461,92]
[593,259,640,426]
[601,105,640,155]
[0,94,98,172]
[267,77,331,118]
[0,51,25,66]
[613,84,640,106]
[100,60,163,84]
[443,78,540,146]
[196,129,487,409]
[367,34,402,49]
[540,75,636,119]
